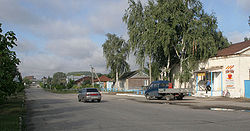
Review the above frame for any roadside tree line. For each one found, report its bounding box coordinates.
[102,0,230,88]
[0,24,25,100]
[41,72,102,91]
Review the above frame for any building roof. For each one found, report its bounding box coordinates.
[75,76,91,83]
[119,70,149,80]
[217,40,250,57]
[194,66,223,73]
[94,75,111,82]
[119,71,137,80]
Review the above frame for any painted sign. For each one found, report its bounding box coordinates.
[225,65,234,88]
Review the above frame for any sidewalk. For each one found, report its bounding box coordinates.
[171,96,250,111]
[108,92,250,111]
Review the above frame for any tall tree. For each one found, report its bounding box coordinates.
[123,0,229,86]
[123,0,160,83]
[157,0,229,85]
[0,23,23,98]
[52,72,67,86]
[102,33,130,89]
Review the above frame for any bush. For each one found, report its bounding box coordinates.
[54,84,66,90]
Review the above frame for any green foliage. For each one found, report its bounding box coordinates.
[67,71,101,77]
[123,0,230,84]
[52,72,67,86]
[0,91,26,130]
[23,77,31,85]
[244,37,249,41]
[66,79,75,89]
[0,23,24,99]
[102,33,130,79]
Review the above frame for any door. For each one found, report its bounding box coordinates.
[245,80,250,98]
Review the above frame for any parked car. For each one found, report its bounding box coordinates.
[145,80,193,100]
[78,88,101,102]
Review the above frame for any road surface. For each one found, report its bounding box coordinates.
[26,87,250,131]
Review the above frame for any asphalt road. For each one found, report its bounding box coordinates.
[26,87,250,131]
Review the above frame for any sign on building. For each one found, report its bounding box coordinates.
[225,65,234,88]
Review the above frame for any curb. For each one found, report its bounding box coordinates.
[116,93,145,97]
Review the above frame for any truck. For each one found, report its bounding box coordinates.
[144,80,194,100]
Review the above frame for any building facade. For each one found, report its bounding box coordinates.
[173,40,250,98]
[118,70,150,91]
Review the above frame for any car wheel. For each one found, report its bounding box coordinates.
[83,98,87,103]
[78,96,81,102]
[145,94,151,100]
[97,99,101,102]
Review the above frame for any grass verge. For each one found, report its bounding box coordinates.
[0,91,26,131]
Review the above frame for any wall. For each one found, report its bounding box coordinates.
[127,78,149,89]
[171,51,250,97]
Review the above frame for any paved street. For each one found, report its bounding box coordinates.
[26,87,250,131]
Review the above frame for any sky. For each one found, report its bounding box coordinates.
[0,0,249,79]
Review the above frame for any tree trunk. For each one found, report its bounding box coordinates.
[179,37,185,88]
[115,69,119,89]
[167,54,170,81]
[149,55,152,84]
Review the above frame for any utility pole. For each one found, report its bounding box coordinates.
[90,65,94,87]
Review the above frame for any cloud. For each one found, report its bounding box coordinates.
[1,0,148,79]
[227,31,250,43]
[29,20,89,39]
[46,37,98,59]
[87,1,128,34]
[236,0,250,12]
[13,39,38,54]
[18,49,106,79]
[0,0,42,26]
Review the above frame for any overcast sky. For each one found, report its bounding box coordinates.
[0,0,249,79]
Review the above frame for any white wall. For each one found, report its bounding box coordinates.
[171,51,250,98]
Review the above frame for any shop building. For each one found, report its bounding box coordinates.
[194,40,250,98]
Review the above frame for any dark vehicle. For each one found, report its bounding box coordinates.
[78,88,101,102]
[145,81,193,100]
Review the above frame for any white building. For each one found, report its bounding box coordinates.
[173,40,250,98]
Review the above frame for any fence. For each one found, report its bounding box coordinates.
[101,88,145,95]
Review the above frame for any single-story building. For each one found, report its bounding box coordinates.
[94,75,113,89]
[118,70,150,91]
[173,40,250,98]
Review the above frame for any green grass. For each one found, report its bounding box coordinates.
[0,91,26,131]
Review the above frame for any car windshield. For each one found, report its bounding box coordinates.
[86,88,98,92]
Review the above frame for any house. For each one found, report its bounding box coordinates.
[24,76,37,83]
[75,76,91,87]
[67,75,85,83]
[173,40,250,98]
[94,75,113,89]
[118,70,150,91]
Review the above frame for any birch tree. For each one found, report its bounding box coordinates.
[102,33,130,89]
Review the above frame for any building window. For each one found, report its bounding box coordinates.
[144,80,148,86]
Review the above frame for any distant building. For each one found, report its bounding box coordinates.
[75,76,91,87]
[42,77,47,84]
[94,75,113,89]
[24,76,36,82]
[67,75,85,83]
[117,70,150,91]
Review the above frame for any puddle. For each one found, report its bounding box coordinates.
[210,108,250,112]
